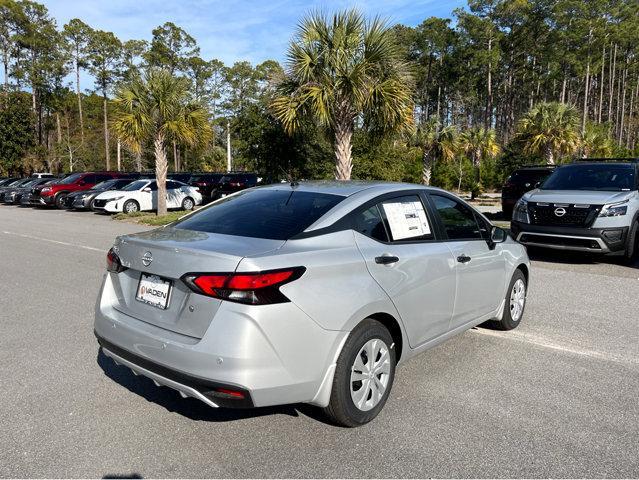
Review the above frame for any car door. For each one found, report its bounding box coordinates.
[165,181,184,208]
[428,193,507,328]
[144,181,158,211]
[352,193,457,348]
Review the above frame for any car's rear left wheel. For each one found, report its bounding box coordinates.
[323,319,396,427]
[182,197,195,211]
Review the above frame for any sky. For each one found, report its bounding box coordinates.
[42,0,466,66]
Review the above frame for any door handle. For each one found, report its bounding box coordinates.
[457,254,471,263]
[375,255,399,265]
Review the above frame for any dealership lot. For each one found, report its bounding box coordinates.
[1,206,638,478]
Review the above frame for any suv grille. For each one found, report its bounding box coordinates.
[528,203,602,227]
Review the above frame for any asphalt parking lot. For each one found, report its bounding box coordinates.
[1,205,638,478]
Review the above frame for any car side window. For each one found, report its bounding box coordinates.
[82,175,96,184]
[378,195,433,242]
[352,205,389,242]
[430,194,483,240]
[147,181,158,191]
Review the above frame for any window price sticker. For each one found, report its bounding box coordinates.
[382,200,431,240]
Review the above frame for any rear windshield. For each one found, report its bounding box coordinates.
[541,164,636,191]
[174,189,344,240]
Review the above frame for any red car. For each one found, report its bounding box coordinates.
[33,172,126,208]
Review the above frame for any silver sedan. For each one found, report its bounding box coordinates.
[95,182,530,427]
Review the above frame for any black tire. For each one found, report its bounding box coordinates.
[323,319,396,427]
[54,193,67,209]
[123,199,140,214]
[181,196,195,211]
[491,269,527,331]
[623,220,638,263]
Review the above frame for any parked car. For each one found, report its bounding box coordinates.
[501,165,556,217]
[188,173,224,202]
[64,178,138,210]
[0,178,30,201]
[95,182,530,427]
[0,177,21,187]
[32,172,125,208]
[92,179,202,213]
[3,177,53,205]
[511,159,639,260]
[216,172,258,198]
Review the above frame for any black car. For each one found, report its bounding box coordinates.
[0,178,32,202]
[216,172,259,198]
[3,178,53,204]
[501,165,556,218]
[0,177,21,187]
[189,172,224,202]
[167,172,193,183]
[64,178,138,210]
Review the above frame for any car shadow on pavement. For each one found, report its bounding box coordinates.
[96,350,330,424]
[526,246,639,268]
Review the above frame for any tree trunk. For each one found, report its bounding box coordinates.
[117,138,121,171]
[581,56,590,136]
[486,37,493,129]
[598,44,605,123]
[334,121,353,181]
[608,44,617,122]
[76,58,84,144]
[619,66,628,143]
[173,140,178,171]
[135,151,142,172]
[154,132,169,216]
[64,113,73,172]
[544,144,555,165]
[103,96,110,170]
[421,150,432,185]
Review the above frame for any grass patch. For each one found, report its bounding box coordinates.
[113,210,188,226]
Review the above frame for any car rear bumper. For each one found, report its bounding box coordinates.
[94,273,347,409]
[511,221,628,253]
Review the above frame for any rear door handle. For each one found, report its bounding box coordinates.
[457,254,471,263]
[375,255,400,265]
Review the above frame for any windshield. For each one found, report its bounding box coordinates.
[92,180,113,190]
[58,173,84,185]
[122,180,149,191]
[174,189,344,240]
[541,164,636,191]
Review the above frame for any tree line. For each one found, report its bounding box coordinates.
[0,0,637,196]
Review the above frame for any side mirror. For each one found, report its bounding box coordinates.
[142,187,151,192]
[490,226,507,244]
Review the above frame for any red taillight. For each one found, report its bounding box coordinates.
[183,267,305,305]
[215,388,245,399]
[106,247,127,273]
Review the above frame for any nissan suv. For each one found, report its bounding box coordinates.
[511,160,639,260]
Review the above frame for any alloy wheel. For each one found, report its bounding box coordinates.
[509,278,526,322]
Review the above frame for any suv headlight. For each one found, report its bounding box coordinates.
[103,196,124,203]
[512,198,530,223]
[598,200,628,217]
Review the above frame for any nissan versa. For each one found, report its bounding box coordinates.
[95,182,530,427]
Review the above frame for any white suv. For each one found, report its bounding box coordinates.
[511,160,639,261]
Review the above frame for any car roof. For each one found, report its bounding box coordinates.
[257,180,440,198]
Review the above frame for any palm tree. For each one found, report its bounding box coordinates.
[582,121,614,158]
[271,9,414,180]
[514,102,581,165]
[112,69,212,215]
[459,127,500,199]
[413,118,458,185]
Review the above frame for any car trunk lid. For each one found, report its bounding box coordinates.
[110,227,285,338]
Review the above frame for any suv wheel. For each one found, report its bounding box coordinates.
[623,220,638,262]
[323,319,396,427]
[54,193,67,209]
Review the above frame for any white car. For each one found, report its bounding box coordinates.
[92,179,202,213]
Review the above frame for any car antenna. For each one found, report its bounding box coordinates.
[278,165,298,188]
